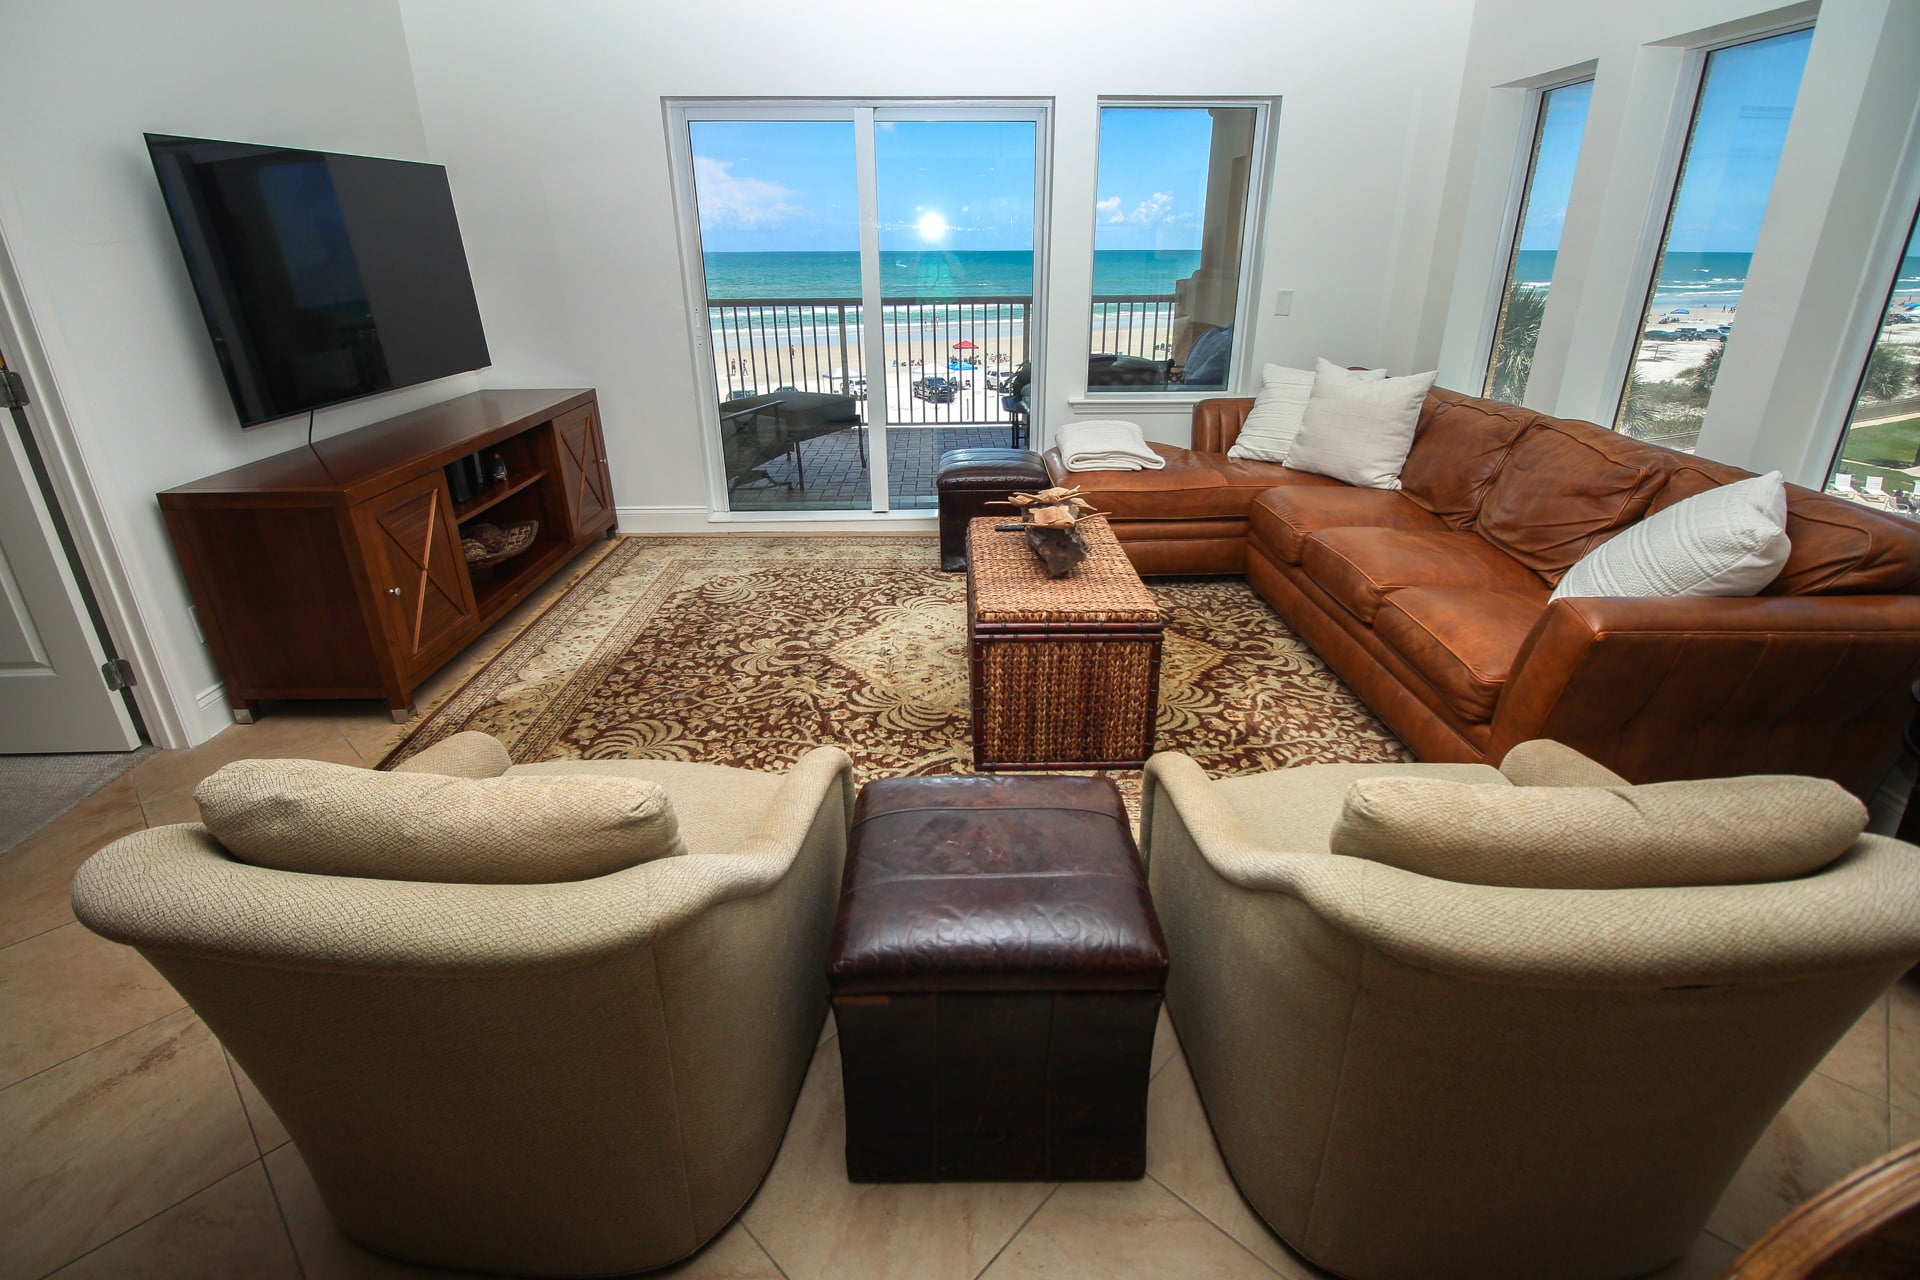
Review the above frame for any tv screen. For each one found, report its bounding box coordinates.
[145,133,491,428]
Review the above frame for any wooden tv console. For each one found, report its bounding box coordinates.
[161,388,615,723]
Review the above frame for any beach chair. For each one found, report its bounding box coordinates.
[1830,472,1856,497]
[1864,475,1888,502]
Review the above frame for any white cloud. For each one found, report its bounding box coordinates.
[1096,195,1122,213]
[693,155,804,229]
[1129,191,1176,224]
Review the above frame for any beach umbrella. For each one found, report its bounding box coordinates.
[1671,307,1691,315]
[952,339,978,348]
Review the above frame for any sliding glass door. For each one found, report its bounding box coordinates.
[673,103,1046,514]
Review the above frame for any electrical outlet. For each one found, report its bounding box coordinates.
[1274,289,1294,316]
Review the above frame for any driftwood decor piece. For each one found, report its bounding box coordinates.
[990,486,1107,577]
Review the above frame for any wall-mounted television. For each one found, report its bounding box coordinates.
[145,133,491,428]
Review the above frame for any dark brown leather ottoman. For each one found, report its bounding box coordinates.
[936,448,1048,572]
[827,775,1168,1181]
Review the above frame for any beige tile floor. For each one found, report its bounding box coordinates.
[3,555,1916,1279]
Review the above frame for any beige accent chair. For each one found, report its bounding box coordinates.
[1139,740,1920,1280]
[72,734,855,1278]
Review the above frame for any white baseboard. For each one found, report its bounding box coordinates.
[615,505,937,534]
[184,681,237,745]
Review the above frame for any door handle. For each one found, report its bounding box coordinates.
[388,587,403,597]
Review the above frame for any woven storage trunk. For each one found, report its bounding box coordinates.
[967,516,1163,770]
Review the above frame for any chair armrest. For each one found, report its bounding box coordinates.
[1191,398,1256,454]
[1141,752,1920,986]
[73,747,856,975]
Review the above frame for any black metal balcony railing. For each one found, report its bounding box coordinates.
[706,294,1178,426]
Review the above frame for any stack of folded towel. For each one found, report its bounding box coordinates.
[1056,420,1166,471]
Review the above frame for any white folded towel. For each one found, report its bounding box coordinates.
[1056,419,1166,471]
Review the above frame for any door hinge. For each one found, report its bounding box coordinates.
[101,658,136,691]
[1,369,28,411]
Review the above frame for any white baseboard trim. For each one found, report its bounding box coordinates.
[184,680,238,745]
[615,505,937,534]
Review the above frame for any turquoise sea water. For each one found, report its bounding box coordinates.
[1514,249,1920,310]
[704,249,1201,300]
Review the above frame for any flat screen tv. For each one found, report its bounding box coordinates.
[145,133,491,428]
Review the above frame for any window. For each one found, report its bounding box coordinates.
[674,104,1045,515]
[1087,103,1265,395]
[1484,79,1592,405]
[1825,209,1920,511]
[1617,27,1812,449]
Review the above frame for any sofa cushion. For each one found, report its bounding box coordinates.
[1399,387,1535,528]
[1475,417,1669,580]
[1654,451,1920,595]
[196,758,686,883]
[1373,587,1547,722]
[1285,360,1438,489]
[1327,773,1867,889]
[1552,471,1790,601]
[1248,486,1447,566]
[1303,527,1546,625]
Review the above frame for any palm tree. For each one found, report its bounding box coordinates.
[1488,284,1547,404]
[1621,367,1659,439]
[1686,342,1723,401]
[1860,345,1914,402]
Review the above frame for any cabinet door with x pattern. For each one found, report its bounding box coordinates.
[359,471,477,680]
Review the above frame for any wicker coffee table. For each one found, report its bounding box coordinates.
[966,516,1163,770]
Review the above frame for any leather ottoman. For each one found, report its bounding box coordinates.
[936,448,1048,572]
[827,775,1168,1181]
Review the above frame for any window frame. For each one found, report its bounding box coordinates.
[1081,96,1276,402]
[1609,23,1815,437]
[1479,73,1595,404]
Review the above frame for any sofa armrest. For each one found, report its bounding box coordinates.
[1489,594,1920,795]
[1191,398,1256,454]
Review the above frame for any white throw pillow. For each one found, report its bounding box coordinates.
[1282,359,1438,489]
[1550,471,1790,601]
[1228,363,1384,462]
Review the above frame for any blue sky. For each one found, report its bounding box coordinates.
[1516,80,1592,252]
[689,109,1221,254]
[1665,27,1811,253]
[689,118,1040,253]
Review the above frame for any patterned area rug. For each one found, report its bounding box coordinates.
[382,536,1407,792]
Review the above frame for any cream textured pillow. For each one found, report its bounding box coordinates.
[1328,774,1865,889]
[1282,358,1438,489]
[1228,363,1384,462]
[1551,471,1790,601]
[196,758,686,884]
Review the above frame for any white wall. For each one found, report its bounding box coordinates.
[1418,0,1920,482]
[396,0,1475,518]
[0,0,479,745]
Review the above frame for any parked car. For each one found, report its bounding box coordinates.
[1644,329,1676,341]
[1675,327,1702,340]
[912,377,959,403]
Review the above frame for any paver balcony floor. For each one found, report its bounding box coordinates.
[731,423,1028,511]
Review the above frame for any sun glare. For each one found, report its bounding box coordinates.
[916,211,948,240]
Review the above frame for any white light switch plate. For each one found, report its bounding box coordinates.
[1274,289,1294,316]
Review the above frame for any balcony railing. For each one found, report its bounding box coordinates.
[706,293,1179,425]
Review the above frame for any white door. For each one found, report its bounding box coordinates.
[0,354,141,752]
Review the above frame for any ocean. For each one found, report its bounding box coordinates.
[704,249,1201,300]
[1513,248,1920,311]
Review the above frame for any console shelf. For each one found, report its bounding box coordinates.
[160,388,615,723]
[454,468,549,523]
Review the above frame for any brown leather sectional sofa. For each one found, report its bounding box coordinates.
[1044,387,1920,796]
